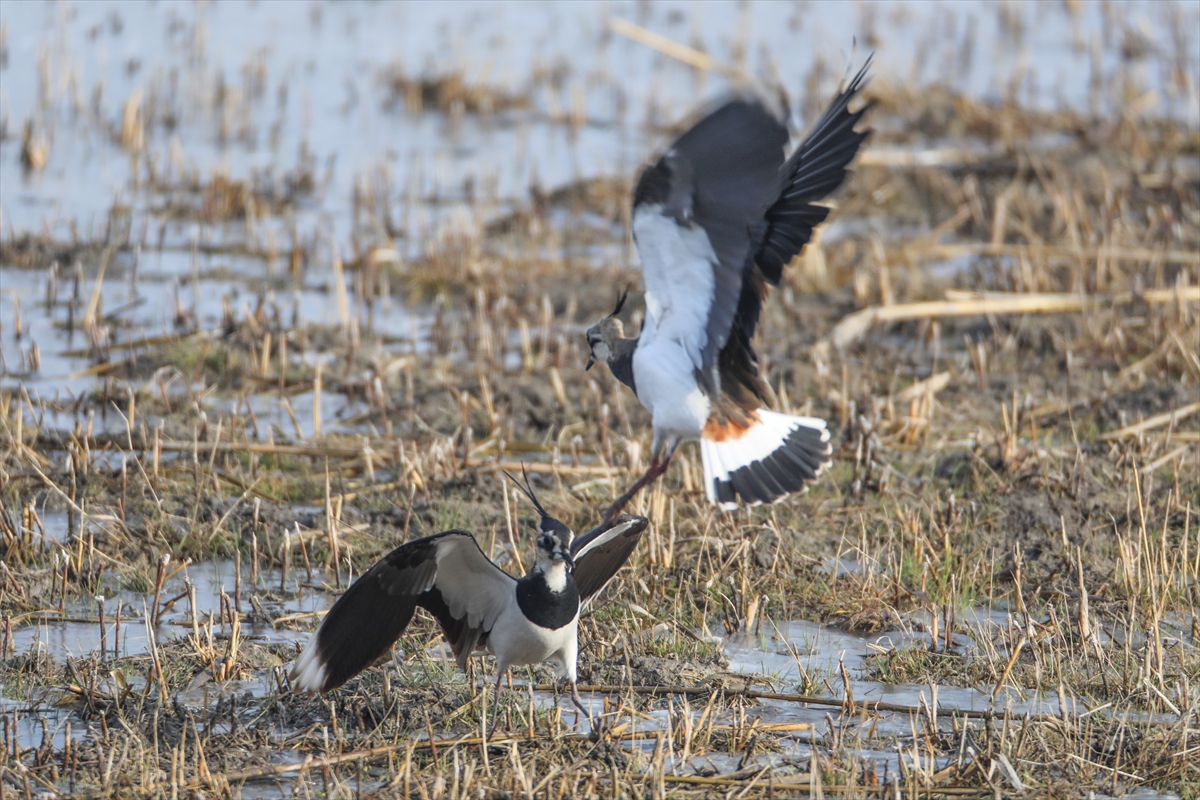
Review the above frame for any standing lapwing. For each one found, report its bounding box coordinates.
[586,61,872,517]
[290,474,647,730]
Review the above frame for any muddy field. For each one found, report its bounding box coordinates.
[1,1,1198,798]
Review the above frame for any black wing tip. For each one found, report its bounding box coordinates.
[798,53,874,150]
[752,56,873,286]
[713,425,833,508]
[825,55,872,118]
[844,54,873,94]
[291,596,416,695]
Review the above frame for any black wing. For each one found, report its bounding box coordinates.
[757,57,873,284]
[291,530,515,693]
[720,60,872,409]
[633,97,789,388]
[571,514,648,602]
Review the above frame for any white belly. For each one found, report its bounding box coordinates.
[487,602,577,679]
[629,205,717,446]
[632,340,710,443]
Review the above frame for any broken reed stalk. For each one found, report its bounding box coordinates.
[1139,443,1191,475]
[80,244,117,338]
[825,287,1200,350]
[607,17,742,78]
[465,459,617,476]
[1097,401,1200,441]
[37,435,623,474]
[894,371,951,402]
[190,721,812,790]
[912,243,1200,267]
[60,329,206,358]
[526,684,1179,726]
[95,596,106,664]
[43,435,363,459]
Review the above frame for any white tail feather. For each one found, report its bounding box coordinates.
[700,410,829,508]
[290,633,328,693]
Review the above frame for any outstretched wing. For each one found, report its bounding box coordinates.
[757,59,873,285]
[571,514,648,602]
[720,60,873,411]
[632,98,789,391]
[291,530,515,693]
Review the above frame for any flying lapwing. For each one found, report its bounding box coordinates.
[290,473,647,730]
[586,60,872,517]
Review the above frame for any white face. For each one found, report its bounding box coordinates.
[589,338,612,362]
[536,530,572,567]
[586,317,624,365]
[536,528,574,593]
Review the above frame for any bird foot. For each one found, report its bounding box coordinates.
[570,682,602,739]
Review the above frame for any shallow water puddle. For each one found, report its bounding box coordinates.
[0,248,422,444]
[2,589,1179,787]
[727,617,1112,723]
[9,558,323,663]
[4,557,329,758]
[503,610,1177,781]
[0,696,88,757]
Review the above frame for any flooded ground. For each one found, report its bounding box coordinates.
[1,1,1198,798]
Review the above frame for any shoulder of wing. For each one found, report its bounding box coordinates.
[422,530,516,631]
[370,531,467,597]
[429,531,516,584]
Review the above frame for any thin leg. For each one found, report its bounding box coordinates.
[604,454,672,521]
[570,681,596,733]
[489,670,504,737]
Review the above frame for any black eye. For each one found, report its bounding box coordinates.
[539,535,553,549]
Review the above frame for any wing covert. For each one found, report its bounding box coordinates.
[428,532,517,631]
